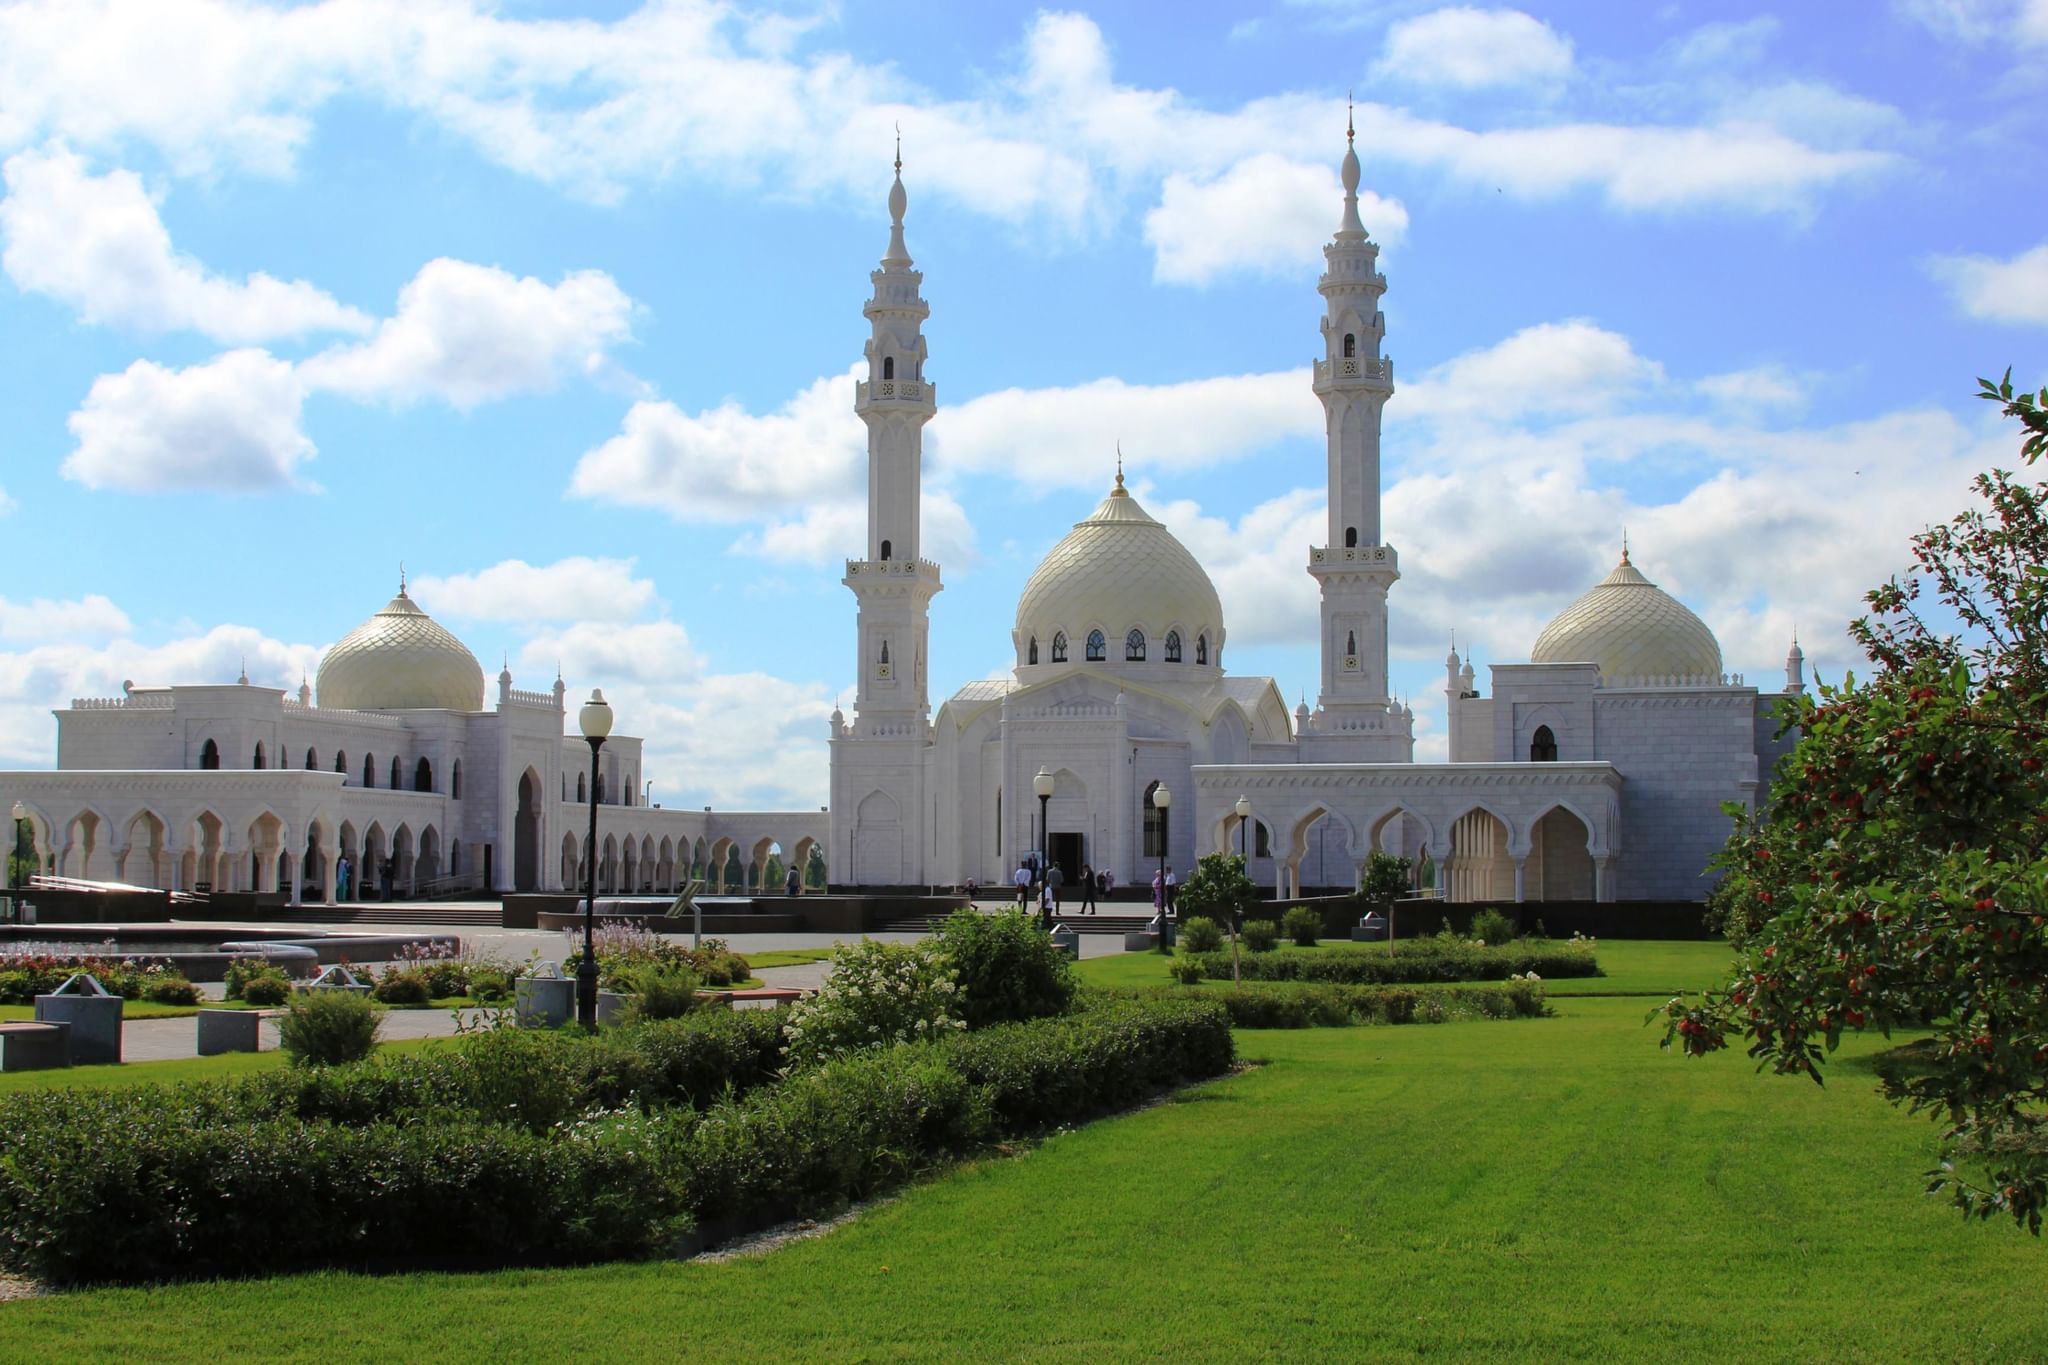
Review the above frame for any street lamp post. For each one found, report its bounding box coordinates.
[1033,766,1055,930]
[577,689,613,1031]
[1233,794,1252,986]
[1153,783,1172,952]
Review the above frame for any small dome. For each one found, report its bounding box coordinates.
[1531,553,1723,682]
[316,586,486,712]
[1014,476,1225,670]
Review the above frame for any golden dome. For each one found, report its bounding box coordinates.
[1531,552,1723,682]
[316,586,486,712]
[1014,480,1225,670]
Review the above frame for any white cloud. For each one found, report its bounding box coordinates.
[0,3,1906,288]
[0,486,14,516]
[1401,319,1663,420]
[1144,154,1407,285]
[934,370,1322,489]
[1376,7,1575,89]
[1930,241,2048,326]
[410,557,659,623]
[517,621,834,808]
[0,594,132,642]
[1697,365,1805,412]
[0,145,370,341]
[1894,0,2048,46]
[62,348,312,492]
[299,258,635,407]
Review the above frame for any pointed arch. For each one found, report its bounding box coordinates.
[1164,629,1182,663]
[1027,636,1039,665]
[199,738,220,770]
[1195,633,1209,666]
[304,746,318,770]
[1051,631,1069,663]
[1086,629,1106,662]
[414,757,433,792]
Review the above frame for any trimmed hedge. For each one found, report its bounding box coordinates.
[1092,982,1548,1028]
[0,1102,685,1284]
[1182,939,1597,985]
[0,999,1235,1284]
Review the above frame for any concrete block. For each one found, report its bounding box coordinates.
[35,975,121,1065]
[0,1021,69,1071]
[196,1008,262,1056]
[515,974,575,1028]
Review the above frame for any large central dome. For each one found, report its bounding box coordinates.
[316,585,487,712]
[1013,474,1226,673]
[1531,551,1723,682]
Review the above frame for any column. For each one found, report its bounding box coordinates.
[1512,855,1527,905]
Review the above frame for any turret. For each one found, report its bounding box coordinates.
[1785,633,1806,695]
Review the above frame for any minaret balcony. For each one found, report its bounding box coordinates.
[1313,356,1393,386]
[843,557,944,597]
[855,378,937,412]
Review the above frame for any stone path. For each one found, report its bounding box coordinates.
[117,1006,488,1063]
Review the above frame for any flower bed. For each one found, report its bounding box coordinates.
[1181,936,1598,985]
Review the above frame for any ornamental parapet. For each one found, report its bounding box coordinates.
[1597,672,1746,689]
[504,687,563,710]
[1308,544,1399,573]
[1312,355,1393,386]
[854,378,937,411]
[69,693,173,710]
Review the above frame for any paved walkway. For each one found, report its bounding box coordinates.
[60,905,1132,1066]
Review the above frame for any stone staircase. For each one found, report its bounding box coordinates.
[255,902,505,929]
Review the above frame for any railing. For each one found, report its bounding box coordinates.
[504,687,561,709]
[413,872,485,899]
[1598,672,1746,689]
[69,693,173,710]
[855,379,936,406]
[1313,356,1392,385]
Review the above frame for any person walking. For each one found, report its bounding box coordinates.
[1078,862,1096,914]
[1046,861,1064,921]
[1165,866,1178,915]
[380,856,394,901]
[785,864,800,897]
[336,854,351,902]
[1013,862,1031,907]
[1150,867,1166,931]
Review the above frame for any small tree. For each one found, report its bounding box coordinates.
[1359,850,1412,951]
[1177,853,1261,984]
[1657,371,2048,1231]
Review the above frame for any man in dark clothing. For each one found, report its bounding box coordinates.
[1044,862,1064,928]
[1078,862,1096,914]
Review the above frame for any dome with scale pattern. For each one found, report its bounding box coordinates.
[1014,475,1225,669]
[1531,552,1723,682]
[316,585,486,712]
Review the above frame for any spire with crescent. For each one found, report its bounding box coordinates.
[1338,94,1368,240]
[882,124,913,270]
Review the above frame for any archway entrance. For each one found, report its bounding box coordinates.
[514,769,539,891]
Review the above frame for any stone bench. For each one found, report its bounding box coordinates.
[0,1020,71,1071]
[702,987,805,1011]
[196,1008,285,1056]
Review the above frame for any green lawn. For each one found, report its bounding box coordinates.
[741,948,837,970]
[1074,937,1735,998]
[3,949,2040,1359]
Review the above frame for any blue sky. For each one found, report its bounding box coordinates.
[1,0,2043,808]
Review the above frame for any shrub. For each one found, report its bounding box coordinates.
[1095,982,1547,1028]
[373,969,432,1006]
[625,965,703,1023]
[1179,916,1224,953]
[1282,906,1321,947]
[223,958,292,1004]
[469,967,514,1003]
[1471,907,1518,946]
[1167,957,1204,985]
[277,991,384,1067]
[0,1102,686,1284]
[1181,938,1598,986]
[1174,853,1260,928]
[0,953,158,1003]
[783,940,964,1067]
[139,970,202,1006]
[1240,919,1279,953]
[933,909,1077,1029]
[240,973,291,1007]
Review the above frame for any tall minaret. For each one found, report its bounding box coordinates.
[832,143,941,886]
[842,137,941,730]
[1302,109,1411,762]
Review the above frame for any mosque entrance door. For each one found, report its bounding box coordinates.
[514,771,539,891]
[1048,832,1085,882]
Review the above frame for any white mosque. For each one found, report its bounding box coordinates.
[1,125,1805,910]
[825,126,1806,904]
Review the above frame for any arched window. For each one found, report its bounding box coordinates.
[1027,636,1039,665]
[389,757,402,790]
[1530,725,1559,762]
[414,758,433,792]
[1125,629,1146,661]
[1342,333,1356,358]
[252,742,266,770]
[1051,631,1068,663]
[1086,630,1106,662]
[880,538,892,561]
[1345,526,1358,548]
[199,739,220,770]
[450,839,461,874]
[1346,630,1357,658]
[1164,630,1182,662]
[1195,634,1209,665]
[625,773,635,807]
[335,751,348,780]
[577,772,587,803]
[562,773,568,801]
[452,760,462,800]
[304,747,317,770]
[1255,821,1271,858]
[882,356,895,380]
[1142,780,1165,857]
[364,754,376,788]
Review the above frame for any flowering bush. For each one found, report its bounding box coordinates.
[0,948,168,1003]
[560,924,750,989]
[783,939,963,1068]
